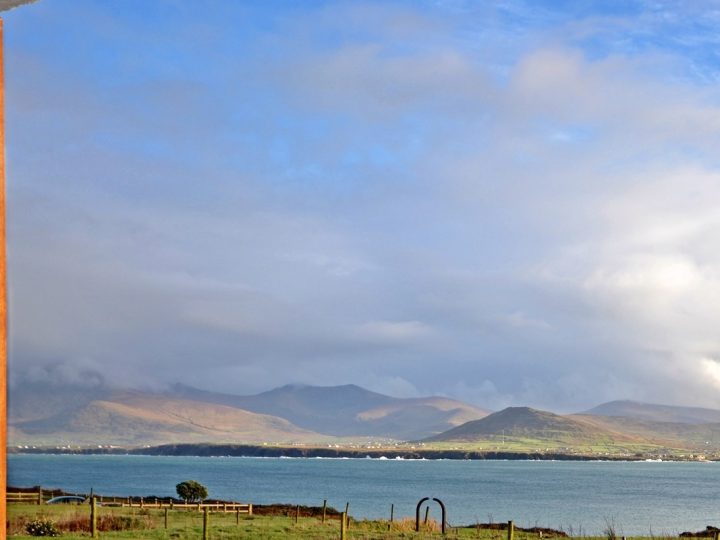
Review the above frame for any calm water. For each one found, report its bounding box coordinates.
[8,454,720,535]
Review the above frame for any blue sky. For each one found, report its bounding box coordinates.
[5,0,720,410]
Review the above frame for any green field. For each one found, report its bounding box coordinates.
[6,503,688,540]
[415,438,692,457]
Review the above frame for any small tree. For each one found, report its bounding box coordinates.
[176,480,208,503]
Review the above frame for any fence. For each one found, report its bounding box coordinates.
[5,491,45,504]
[123,500,252,514]
[8,494,538,540]
[6,489,252,514]
[4,487,72,505]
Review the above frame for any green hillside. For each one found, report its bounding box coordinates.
[10,393,331,446]
[423,406,720,457]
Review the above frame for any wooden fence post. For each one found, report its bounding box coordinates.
[388,503,394,531]
[508,520,514,540]
[295,504,300,524]
[164,508,168,529]
[202,506,209,540]
[248,503,253,516]
[90,496,98,538]
[322,499,327,523]
[344,502,350,530]
[340,512,347,540]
[236,507,240,525]
[37,487,42,505]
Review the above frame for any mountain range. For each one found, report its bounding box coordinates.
[8,382,488,446]
[170,383,488,439]
[9,382,720,455]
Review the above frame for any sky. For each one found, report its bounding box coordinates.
[4,0,720,412]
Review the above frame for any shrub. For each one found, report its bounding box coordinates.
[99,515,146,531]
[176,480,208,502]
[54,513,149,533]
[56,514,87,533]
[25,519,60,537]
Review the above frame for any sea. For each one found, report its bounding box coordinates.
[8,454,720,535]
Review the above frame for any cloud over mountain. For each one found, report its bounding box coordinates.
[6,1,720,411]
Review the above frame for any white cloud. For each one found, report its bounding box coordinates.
[8,1,720,410]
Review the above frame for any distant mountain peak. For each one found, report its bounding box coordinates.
[591,399,642,407]
[278,383,310,390]
[425,405,595,442]
[584,400,720,424]
[483,406,564,424]
[275,383,364,392]
[499,406,542,414]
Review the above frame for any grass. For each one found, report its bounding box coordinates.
[411,438,691,457]
[6,503,690,540]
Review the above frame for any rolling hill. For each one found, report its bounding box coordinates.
[583,400,720,424]
[424,407,614,443]
[10,392,328,446]
[8,381,109,424]
[571,413,720,450]
[170,383,490,439]
[425,405,720,454]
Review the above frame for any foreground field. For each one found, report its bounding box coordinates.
[5,503,691,540]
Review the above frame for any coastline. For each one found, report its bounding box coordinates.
[7,443,664,461]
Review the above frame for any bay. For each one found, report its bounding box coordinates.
[8,454,720,535]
